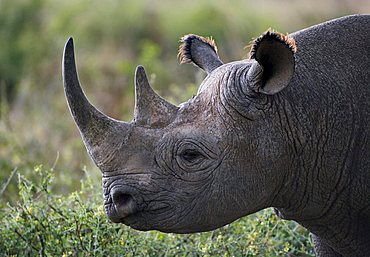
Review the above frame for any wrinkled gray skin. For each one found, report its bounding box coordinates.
[62,15,370,256]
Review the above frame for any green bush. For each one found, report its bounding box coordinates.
[0,166,314,256]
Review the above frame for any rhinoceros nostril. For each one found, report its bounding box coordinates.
[111,189,136,219]
[113,192,131,205]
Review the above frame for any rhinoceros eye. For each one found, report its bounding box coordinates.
[175,140,209,171]
[169,137,220,174]
[179,149,204,163]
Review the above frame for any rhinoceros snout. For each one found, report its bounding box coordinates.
[109,187,137,222]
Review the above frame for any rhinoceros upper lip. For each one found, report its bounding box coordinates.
[118,205,170,226]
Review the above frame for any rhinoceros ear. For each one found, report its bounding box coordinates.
[178,34,223,74]
[247,31,297,95]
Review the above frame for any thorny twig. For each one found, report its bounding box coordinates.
[14,229,40,252]
[0,167,17,197]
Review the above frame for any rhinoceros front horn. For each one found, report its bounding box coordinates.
[62,38,131,169]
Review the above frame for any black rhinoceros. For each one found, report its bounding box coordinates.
[62,15,370,256]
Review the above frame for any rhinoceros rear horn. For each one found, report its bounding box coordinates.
[134,66,178,127]
[247,31,297,95]
[62,38,131,168]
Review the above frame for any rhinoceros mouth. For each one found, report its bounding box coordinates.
[104,196,171,227]
[114,205,171,231]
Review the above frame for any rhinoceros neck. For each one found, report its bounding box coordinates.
[271,15,370,255]
[272,65,370,219]
[272,90,370,254]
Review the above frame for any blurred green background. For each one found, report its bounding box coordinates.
[0,0,369,255]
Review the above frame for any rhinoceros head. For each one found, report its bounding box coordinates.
[62,31,296,233]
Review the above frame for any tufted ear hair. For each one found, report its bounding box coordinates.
[178,34,223,74]
[247,31,297,95]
